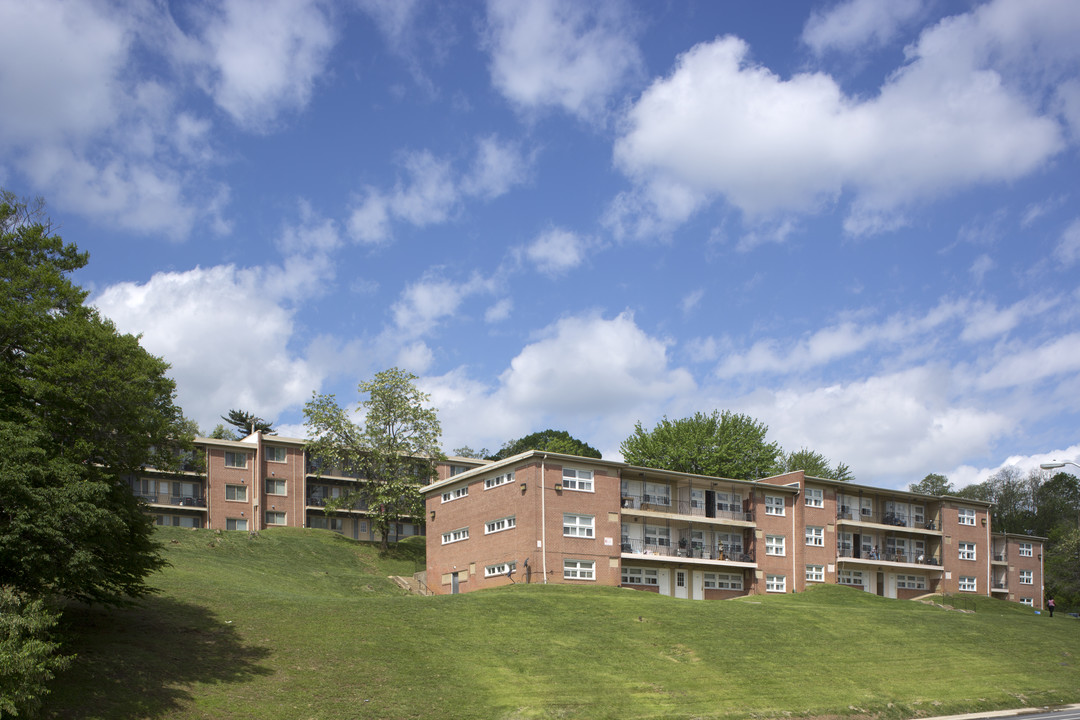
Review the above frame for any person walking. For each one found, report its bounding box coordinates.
[1048,597,1055,617]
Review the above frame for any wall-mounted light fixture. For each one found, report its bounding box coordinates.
[981,517,987,526]
[554,483,562,492]
[520,482,527,491]
[430,510,436,521]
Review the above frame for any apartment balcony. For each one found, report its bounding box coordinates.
[620,538,755,565]
[991,581,1009,594]
[991,552,1008,564]
[620,493,752,524]
[306,496,368,511]
[134,492,207,509]
[836,548,942,568]
[836,507,938,532]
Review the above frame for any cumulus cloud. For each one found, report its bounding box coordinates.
[522,227,592,276]
[484,0,643,122]
[802,0,924,55]
[612,0,1075,239]
[1054,218,1080,266]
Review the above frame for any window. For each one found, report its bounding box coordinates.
[766,574,786,593]
[225,484,247,501]
[562,468,594,492]
[226,518,248,531]
[309,516,343,532]
[838,569,864,586]
[765,535,785,556]
[957,507,976,526]
[703,572,743,590]
[644,482,671,506]
[805,526,824,547]
[717,532,743,556]
[564,559,594,580]
[441,527,469,545]
[1020,597,1033,607]
[266,479,286,495]
[621,567,659,586]
[806,565,824,583]
[265,446,287,463]
[563,513,595,538]
[715,491,742,513]
[912,505,925,526]
[265,511,286,525]
[958,542,976,561]
[485,516,516,535]
[645,524,671,547]
[449,465,468,476]
[1020,569,1033,584]
[224,451,247,468]
[485,471,514,489]
[897,575,926,590]
[958,576,977,592]
[1018,542,1033,557]
[764,494,785,516]
[485,562,516,578]
[804,487,824,508]
[441,486,468,503]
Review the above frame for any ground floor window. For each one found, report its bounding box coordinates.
[265,511,286,526]
[1020,597,1033,607]
[838,569,864,587]
[485,562,516,578]
[309,516,343,532]
[155,514,200,528]
[621,566,659,585]
[806,565,824,583]
[564,559,595,580]
[766,574,786,593]
[958,576,977,592]
[896,575,926,590]
[226,518,248,531]
[703,572,743,590]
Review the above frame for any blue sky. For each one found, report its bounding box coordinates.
[2,0,1079,489]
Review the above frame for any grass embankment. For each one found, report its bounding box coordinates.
[46,527,1080,720]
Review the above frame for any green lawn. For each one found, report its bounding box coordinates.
[45,527,1080,720]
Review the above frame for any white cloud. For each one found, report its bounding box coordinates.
[613,0,1074,238]
[970,254,995,283]
[947,444,1080,489]
[680,289,704,315]
[802,0,923,55]
[390,272,492,339]
[523,227,591,276]
[484,0,643,122]
[462,135,532,200]
[975,332,1080,390]
[485,297,513,323]
[1054,218,1080,266]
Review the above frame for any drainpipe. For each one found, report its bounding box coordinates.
[984,508,991,598]
[791,488,798,591]
[541,454,548,584]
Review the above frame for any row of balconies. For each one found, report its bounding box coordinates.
[620,493,752,522]
[836,507,937,530]
[134,492,207,508]
[836,548,941,565]
[620,538,755,563]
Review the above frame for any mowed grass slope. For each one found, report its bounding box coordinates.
[46,528,1080,720]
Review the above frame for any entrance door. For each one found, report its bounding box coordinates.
[675,570,688,599]
[451,572,459,594]
[691,571,704,600]
[876,572,884,597]
[657,568,671,596]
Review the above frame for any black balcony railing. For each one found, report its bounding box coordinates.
[307,496,368,510]
[134,492,206,508]
[993,552,1007,562]
[837,548,939,565]
[619,493,752,522]
[619,538,754,563]
[836,507,936,530]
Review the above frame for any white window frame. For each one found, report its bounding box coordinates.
[645,524,671,547]
[265,446,287,463]
[226,517,248,531]
[265,511,286,525]
[225,484,247,501]
[1018,542,1033,557]
[485,562,516,578]
[1020,597,1033,607]
[1019,569,1033,585]
[958,542,976,561]
[764,494,785,516]
[897,575,926,590]
[563,559,594,580]
[838,569,864,586]
[806,565,824,583]
[441,527,469,545]
[266,478,286,496]
[224,451,248,469]
[958,576,977,592]
[622,567,659,586]
[485,516,517,535]
[765,574,786,593]
[441,486,468,503]
[563,513,595,538]
[484,472,515,490]
[804,487,824,508]
[765,535,785,556]
[805,526,824,547]
[704,572,743,590]
[562,468,594,492]
[643,482,671,506]
[957,507,976,526]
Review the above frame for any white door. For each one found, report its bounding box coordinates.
[691,571,704,600]
[675,570,688,599]
[657,568,671,596]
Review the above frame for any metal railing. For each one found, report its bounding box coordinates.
[306,496,369,510]
[837,548,939,565]
[619,538,754,563]
[620,494,752,522]
[836,507,937,530]
[134,492,207,508]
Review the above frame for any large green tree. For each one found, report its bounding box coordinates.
[620,410,780,480]
[908,473,953,496]
[773,448,852,481]
[304,368,443,551]
[220,408,275,436]
[489,429,601,461]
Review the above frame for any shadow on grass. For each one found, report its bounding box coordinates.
[45,596,272,719]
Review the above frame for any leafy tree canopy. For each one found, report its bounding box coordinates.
[221,408,275,436]
[774,448,853,481]
[908,473,953,496]
[208,423,239,440]
[620,410,780,480]
[489,429,601,461]
[452,446,489,459]
[304,368,443,550]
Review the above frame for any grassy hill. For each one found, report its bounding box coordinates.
[45,527,1080,720]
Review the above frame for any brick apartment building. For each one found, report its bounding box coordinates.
[422,451,1046,606]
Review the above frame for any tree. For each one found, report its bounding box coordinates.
[774,448,852,481]
[620,410,780,480]
[908,473,953,496]
[452,446,489,459]
[1,192,182,605]
[304,368,443,551]
[221,408,275,436]
[208,423,239,440]
[0,587,71,717]
[489,429,601,461]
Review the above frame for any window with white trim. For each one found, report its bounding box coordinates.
[765,574,786,592]
[804,487,824,508]
[1020,569,1033,584]
[226,518,248,531]
[806,565,824,583]
[958,542,976,561]
[805,526,824,546]
[266,446,287,463]
[645,524,671,547]
[265,511,286,525]
[717,532,743,555]
[703,572,743,590]
[562,468,593,492]
[485,516,516,535]
[441,527,469,545]
[1020,597,1033,607]
[764,494,785,516]
[912,505,925,526]
[266,479,286,495]
[621,567,659,585]
[485,472,515,489]
[225,484,247,501]
[643,482,671,506]
[958,576,977,592]
[224,451,248,468]
[448,465,468,476]
[765,535,785,556]
[563,513,595,538]
[715,491,742,513]
[564,559,594,580]
[957,507,976,526]
[485,561,516,578]
[442,486,468,503]
[896,575,926,590]
[838,569,864,586]
[1018,542,1033,557]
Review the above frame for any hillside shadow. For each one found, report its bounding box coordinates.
[46,596,272,719]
